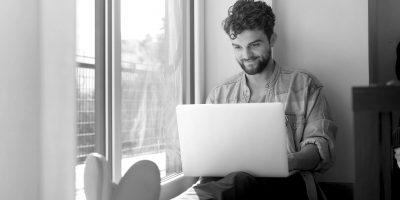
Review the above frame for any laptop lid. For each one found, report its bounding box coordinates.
[176,103,289,177]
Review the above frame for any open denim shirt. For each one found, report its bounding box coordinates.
[205,62,337,172]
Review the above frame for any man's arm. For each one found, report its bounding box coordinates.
[298,81,337,172]
[288,144,321,171]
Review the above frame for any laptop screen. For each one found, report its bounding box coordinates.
[176,103,289,177]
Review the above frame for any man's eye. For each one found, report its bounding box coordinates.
[251,43,260,48]
[233,46,242,50]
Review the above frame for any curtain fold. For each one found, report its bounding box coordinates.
[120,0,183,177]
[164,0,183,174]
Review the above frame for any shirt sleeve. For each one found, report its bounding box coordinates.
[300,85,338,172]
[205,88,217,104]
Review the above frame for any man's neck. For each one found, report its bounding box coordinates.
[246,60,275,91]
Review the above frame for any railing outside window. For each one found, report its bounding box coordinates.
[76,61,96,165]
[76,60,172,166]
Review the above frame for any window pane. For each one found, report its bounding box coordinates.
[76,0,95,200]
[119,0,183,178]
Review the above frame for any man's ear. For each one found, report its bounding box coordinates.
[270,32,277,47]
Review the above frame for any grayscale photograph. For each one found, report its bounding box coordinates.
[1,0,400,200]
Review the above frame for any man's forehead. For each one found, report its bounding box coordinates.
[230,29,268,44]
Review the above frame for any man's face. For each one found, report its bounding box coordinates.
[231,29,275,75]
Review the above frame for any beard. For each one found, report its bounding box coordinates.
[237,51,271,75]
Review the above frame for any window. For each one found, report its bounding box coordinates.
[117,0,189,179]
[75,0,192,199]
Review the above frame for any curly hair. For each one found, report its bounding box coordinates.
[222,0,275,40]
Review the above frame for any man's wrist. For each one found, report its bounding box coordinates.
[288,153,298,171]
[289,144,321,171]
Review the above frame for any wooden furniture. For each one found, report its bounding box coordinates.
[353,86,400,200]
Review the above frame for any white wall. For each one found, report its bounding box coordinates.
[0,0,41,199]
[272,0,369,183]
[40,0,76,199]
[204,0,369,183]
[0,1,76,199]
[204,0,240,94]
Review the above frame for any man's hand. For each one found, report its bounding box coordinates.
[395,147,400,168]
[288,153,297,171]
[288,144,321,171]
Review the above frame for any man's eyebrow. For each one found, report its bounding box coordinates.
[231,43,241,47]
[231,39,263,47]
[248,39,263,45]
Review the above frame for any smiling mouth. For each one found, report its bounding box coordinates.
[243,59,258,65]
[242,57,258,63]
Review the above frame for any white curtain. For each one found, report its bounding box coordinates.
[120,0,184,176]
[163,0,184,174]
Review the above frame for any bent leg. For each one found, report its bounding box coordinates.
[194,172,259,200]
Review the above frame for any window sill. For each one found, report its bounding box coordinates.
[160,173,198,200]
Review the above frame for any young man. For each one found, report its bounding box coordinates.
[193,0,337,199]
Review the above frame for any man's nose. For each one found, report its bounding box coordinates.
[242,48,254,60]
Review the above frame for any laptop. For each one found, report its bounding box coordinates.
[176,103,289,177]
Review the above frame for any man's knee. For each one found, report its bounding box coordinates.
[225,171,256,183]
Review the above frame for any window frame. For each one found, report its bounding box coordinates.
[99,0,195,183]
[95,0,106,157]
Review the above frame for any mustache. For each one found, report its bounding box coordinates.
[241,56,259,62]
